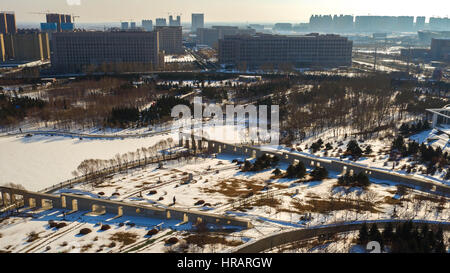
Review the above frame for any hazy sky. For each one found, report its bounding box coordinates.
[1,0,449,23]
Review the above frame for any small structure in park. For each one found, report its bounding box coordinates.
[427,105,450,129]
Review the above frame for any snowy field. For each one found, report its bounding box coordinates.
[0,151,449,253]
[57,154,450,234]
[0,133,177,191]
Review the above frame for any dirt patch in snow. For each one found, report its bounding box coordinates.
[110,232,139,247]
[203,178,265,198]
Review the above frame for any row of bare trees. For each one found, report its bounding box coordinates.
[73,138,175,178]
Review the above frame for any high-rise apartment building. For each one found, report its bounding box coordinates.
[191,13,204,32]
[429,17,450,31]
[142,20,153,31]
[155,18,167,27]
[0,34,5,62]
[154,26,183,54]
[169,16,181,27]
[416,17,426,30]
[430,38,450,61]
[121,22,129,30]
[51,31,161,73]
[0,12,17,34]
[46,13,72,32]
[219,33,353,68]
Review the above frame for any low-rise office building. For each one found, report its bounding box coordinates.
[219,33,353,69]
[1,32,50,62]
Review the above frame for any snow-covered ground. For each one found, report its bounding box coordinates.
[0,209,197,253]
[56,153,450,235]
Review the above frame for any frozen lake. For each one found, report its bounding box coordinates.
[0,134,176,191]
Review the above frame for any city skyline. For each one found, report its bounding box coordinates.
[1,0,449,23]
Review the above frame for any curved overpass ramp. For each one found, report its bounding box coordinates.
[231,220,450,253]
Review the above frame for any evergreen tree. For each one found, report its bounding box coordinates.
[295,162,306,178]
[382,222,394,243]
[242,161,252,172]
[272,168,282,176]
[392,136,405,151]
[358,222,369,245]
[435,227,446,253]
[369,223,384,249]
[310,166,328,180]
[364,145,373,155]
[347,140,363,157]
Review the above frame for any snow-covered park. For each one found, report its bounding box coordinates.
[0,133,176,191]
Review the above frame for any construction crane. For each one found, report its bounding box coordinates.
[29,11,79,22]
[28,10,52,16]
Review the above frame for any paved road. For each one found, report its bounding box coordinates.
[231,219,450,253]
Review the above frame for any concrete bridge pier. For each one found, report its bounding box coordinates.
[9,191,16,204]
[2,192,10,207]
[0,191,6,207]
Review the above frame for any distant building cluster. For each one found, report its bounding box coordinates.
[48,13,201,73]
[41,13,74,33]
[142,20,153,31]
[1,9,448,74]
[429,18,450,31]
[120,14,181,32]
[309,15,450,32]
[1,12,50,63]
[218,33,353,69]
[155,18,167,27]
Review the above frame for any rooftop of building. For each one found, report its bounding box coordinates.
[221,32,350,40]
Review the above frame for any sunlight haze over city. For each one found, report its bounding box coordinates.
[1,0,449,23]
